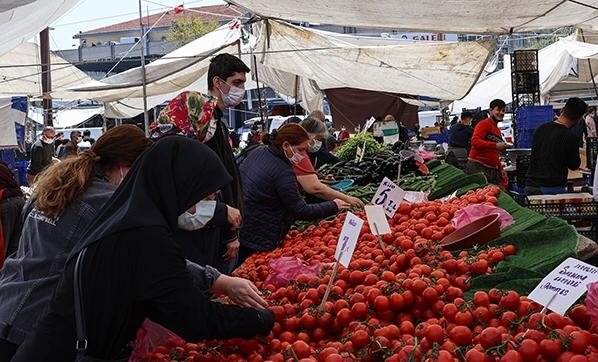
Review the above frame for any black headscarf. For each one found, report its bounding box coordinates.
[72,136,232,255]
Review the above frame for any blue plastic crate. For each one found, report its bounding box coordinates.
[516,106,554,130]
[516,128,535,148]
[0,148,15,167]
[14,160,28,186]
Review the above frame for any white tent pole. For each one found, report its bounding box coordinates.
[138,0,150,136]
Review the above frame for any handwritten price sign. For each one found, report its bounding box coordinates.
[371,177,405,218]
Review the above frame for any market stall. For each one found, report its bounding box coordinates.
[137,148,597,361]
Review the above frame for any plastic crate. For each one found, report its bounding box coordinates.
[516,106,554,130]
[516,128,535,148]
[14,160,28,186]
[525,200,598,241]
[0,148,15,167]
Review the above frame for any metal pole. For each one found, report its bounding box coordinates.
[252,55,265,124]
[138,0,149,136]
[40,28,52,127]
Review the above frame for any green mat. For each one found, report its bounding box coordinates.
[424,161,579,296]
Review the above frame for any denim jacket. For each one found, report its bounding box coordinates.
[0,179,220,346]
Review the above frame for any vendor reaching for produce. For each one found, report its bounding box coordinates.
[526,97,586,195]
[293,117,364,207]
[466,99,510,185]
[237,124,350,266]
[11,137,274,362]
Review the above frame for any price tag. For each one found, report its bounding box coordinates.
[363,116,376,133]
[365,205,391,235]
[334,212,364,268]
[355,146,363,161]
[371,177,405,218]
[528,257,598,316]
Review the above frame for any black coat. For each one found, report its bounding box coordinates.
[238,145,338,251]
[12,137,273,361]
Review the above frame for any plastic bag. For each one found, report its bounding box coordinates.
[417,150,437,162]
[129,318,184,362]
[587,282,598,327]
[403,191,429,204]
[451,204,514,230]
[263,256,322,288]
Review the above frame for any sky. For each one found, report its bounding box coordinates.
[48,0,224,50]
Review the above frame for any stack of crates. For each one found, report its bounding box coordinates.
[515,105,554,148]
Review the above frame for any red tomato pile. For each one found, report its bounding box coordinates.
[144,185,598,361]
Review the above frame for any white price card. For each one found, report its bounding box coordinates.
[334,212,364,268]
[371,177,406,218]
[363,116,376,132]
[365,205,391,235]
[528,257,598,316]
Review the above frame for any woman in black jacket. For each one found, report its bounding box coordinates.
[236,124,349,266]
[11,137,273,362]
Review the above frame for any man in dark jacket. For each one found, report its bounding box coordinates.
[26,126,55,185]
[446,111,474,169]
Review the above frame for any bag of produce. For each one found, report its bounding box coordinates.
[263,256,322,288]
[129,318,184,362]
[587,282,598,327]
[451,204,514,230]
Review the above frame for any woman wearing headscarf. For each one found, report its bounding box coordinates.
[150,91,241,273]
[0,162,25,265]
[236,124,350,265]
[1,127,264,360]
[11,137,273,362]
[293,117,364,207]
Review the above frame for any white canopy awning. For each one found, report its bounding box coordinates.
[228,0,598,34]
[450,36,598,111]
[253,20,494,101]
[61,21,243,102]
[28,106,104,129]
[0,42,93,97]
[0,0,79,57]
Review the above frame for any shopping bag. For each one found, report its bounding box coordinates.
[451,204,514,230]
[263,256,322,288]
[587,282,598,327]
[129,318,184,362]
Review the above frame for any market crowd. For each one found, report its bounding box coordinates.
[0,51,593,361]
[0,53,367,362]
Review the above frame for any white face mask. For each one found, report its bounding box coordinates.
[177,200,217,231]
[309,139,322,153]
[284,145,304,164]
[42,138,54,145]
[219,79,245,107]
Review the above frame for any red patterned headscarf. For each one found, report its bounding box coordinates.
[150,91,218,142]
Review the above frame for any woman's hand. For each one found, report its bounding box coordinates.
[227,206,242,229]
[345,195,365,208]
[333,198,351,210]
[211,274,268,309]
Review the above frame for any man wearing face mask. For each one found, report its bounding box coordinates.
[466,99,510,185]
[26,126,55,185]
[203,53,250,271]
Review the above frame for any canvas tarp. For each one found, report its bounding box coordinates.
[0,42,93,97]
[253,20,495,102]
[0,0,79,57]
[450,36,580,111]
[66,20,243,94]
[228,0,598,34]
[28,106,104,129]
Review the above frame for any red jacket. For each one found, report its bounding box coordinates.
[468,118,503,169]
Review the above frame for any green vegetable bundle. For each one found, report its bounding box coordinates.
[335,133,384,161]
